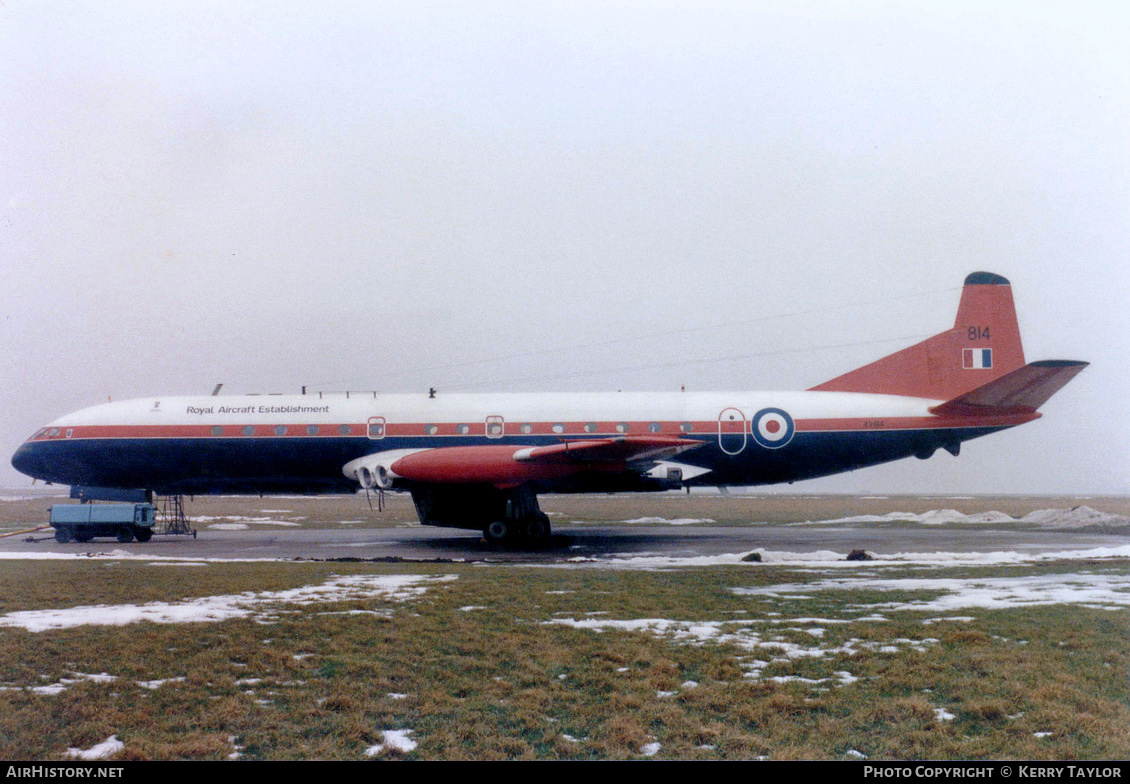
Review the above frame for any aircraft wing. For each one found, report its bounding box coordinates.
[344,436,703,490]
[512,435,702,464]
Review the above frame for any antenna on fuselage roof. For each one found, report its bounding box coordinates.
[212,384,223,396]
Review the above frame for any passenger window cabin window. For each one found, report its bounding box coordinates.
[552,424,565,434]
[242,425,255,436]
[648,422,661,433]
[616,423,629,433]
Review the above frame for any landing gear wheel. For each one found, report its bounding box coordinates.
[484,520,509,544]
[134,528,153,543]
[523,514,551,545]
[116,527,135,544]
[54,527,73,544]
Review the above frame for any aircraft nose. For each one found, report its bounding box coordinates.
[11,439,44,480]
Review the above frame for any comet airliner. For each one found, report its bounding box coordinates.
[12,273,1086,544]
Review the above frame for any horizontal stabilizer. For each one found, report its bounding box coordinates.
[929,360,1088,417]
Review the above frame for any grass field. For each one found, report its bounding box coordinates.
[0,492,1128,760]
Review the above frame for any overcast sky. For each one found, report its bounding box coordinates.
[1,1,1126,494]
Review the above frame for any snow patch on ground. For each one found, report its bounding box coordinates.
[227,736,244,760]
[65,736,123,760]
[0,549,281,564]
[811,506,1130,529]
[733,573,1130,612]
[0,574,457,632]
[365,729,417,755]
[136,677,186,690]
[0,672,118,696]
[545,615,923,685]
[565,543,1130,571]
[618,517,716,525]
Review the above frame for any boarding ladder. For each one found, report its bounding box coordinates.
[158,495,196,537]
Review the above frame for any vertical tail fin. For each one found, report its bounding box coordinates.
[809,272,1027,401]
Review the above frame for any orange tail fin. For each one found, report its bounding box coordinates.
[810,272,1027,400]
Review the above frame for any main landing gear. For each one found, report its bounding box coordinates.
[481,486,552,546]
[409,485,553,547]
[482,509,552,546]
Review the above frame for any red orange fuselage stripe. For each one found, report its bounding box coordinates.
[27,413,1039,443]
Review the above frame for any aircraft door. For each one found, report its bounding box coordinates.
[367,416,387,440]
[718,408,747,455]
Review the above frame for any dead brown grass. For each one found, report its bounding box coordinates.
[0,511,1128,760]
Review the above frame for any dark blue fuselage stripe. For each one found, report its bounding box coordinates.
[12,425,1008,495]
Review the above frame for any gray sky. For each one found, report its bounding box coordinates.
[2,1,1126,493]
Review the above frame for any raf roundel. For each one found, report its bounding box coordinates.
[751,408,795,449]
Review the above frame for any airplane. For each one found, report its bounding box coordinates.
[11,272,1086,545]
